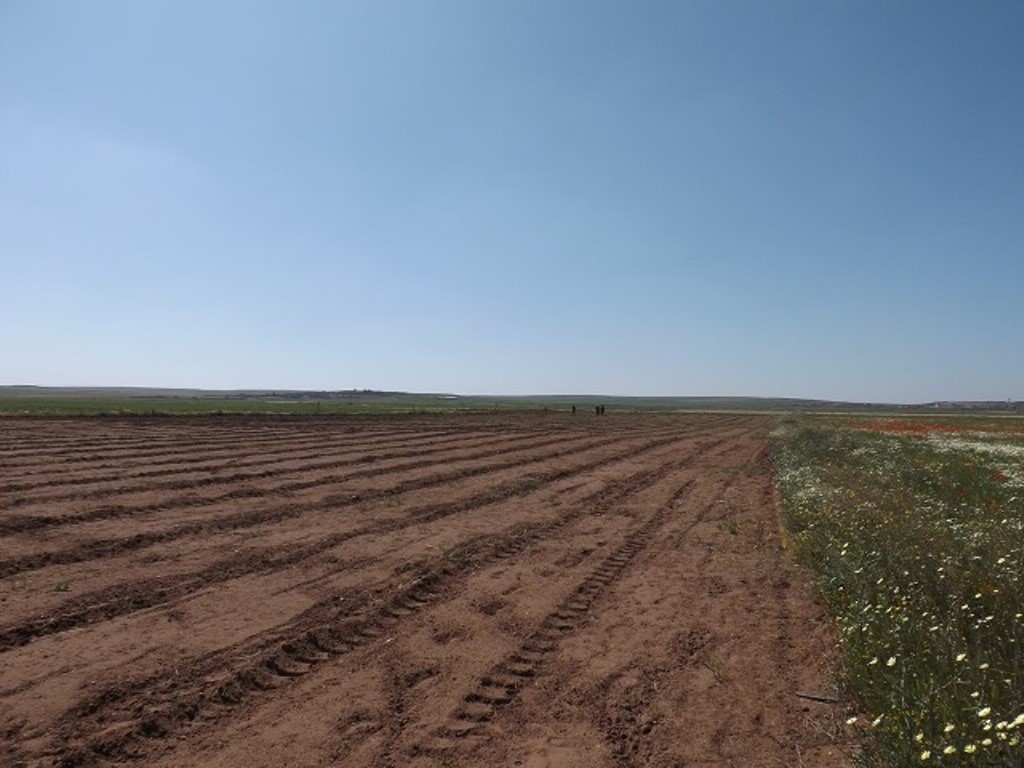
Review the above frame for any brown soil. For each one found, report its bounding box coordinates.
[0,413,851,767]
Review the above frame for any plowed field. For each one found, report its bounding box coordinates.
[0,413,847,767]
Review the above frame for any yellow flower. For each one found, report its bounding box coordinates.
[920,750,931,760]
[964,744,976,754]
[943,745,957,755]
[978,707,992,718]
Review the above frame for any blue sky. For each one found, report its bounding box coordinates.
[3,1,1022,402]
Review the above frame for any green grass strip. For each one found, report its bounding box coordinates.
[773,418,1024,766]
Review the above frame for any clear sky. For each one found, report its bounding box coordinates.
[2,2,1022,402]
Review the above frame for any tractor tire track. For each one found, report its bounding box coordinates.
[46,435,733,767]
[416,472,735,759]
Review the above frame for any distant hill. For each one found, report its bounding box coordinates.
[0,385,411,399]
[1,386,1021,415]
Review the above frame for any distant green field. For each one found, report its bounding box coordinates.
[0,395,733,417]
[0,387,788,416]
[0,393,795,416]
[0,388,1021,417]
[0,394,507,416]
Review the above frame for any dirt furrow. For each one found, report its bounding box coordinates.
[0,427,476,494]
[0,415,842,768]
[0,430,576,511]
[0,433,698,649]
[0,411,650,466]
[452,436,846,768]
[0,419,505,480]
[0,430,616,537]
[0,430,544,507]
[0,431,648,573]
[414,475,719,759]
[42,435,728,767]
[134,431,752,768]
[0,422,340,465]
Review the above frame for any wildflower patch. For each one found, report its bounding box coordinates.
[774,419,1024,767]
